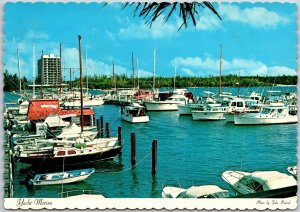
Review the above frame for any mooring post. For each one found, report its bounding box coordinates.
[152,139,157,175]
[96,119,101,138]
[106,122,110,138]
[118,126,122,155]
[131,132,136,167]
[100,116,104,138]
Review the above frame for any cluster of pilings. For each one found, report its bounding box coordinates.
[95,116,157,175]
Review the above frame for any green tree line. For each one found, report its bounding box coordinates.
[3,70,297,91]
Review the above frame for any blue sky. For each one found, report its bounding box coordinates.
[4,2,297,80]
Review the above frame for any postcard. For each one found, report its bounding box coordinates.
[2,0,298,210]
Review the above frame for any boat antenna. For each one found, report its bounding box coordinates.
[78,35,84,133]
[219,45,222,95]
[17,49,22,95]
[237,71,240,97]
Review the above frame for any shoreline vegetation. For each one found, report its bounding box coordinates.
[4,70,297,92]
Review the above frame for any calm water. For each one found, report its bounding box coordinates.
[4,86,298,198]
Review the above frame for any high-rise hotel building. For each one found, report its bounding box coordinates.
[38,53,61,85]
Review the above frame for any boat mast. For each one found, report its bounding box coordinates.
[173,65,176,90]
[132,52,135,89]
[32,46,35,97]
[85,47,88,95]
[78,35,84,133]
[112,61,116,90]
[219,45,222,95]
[41,51,44,99]
[59,43,62,96]
[17,49,22,95]
[153,48,156,90]
[136,58,139,89]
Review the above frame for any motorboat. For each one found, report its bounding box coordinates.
[162,185,229,198]
[234,103,298,125]
[224,99,263,122]
[221,170,297,195]
[287,166,297,179]
[121,103,149,123]
[144,89,191,111]
[178,91,219,115]
[191,105,227,121]
[27,168,95,186]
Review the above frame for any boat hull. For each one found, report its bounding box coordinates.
[234,115,298,125]
[121,115,149,123]
[30,174,91,186]
[144,101,181,111]
[17,146,122,166]
[192,111,225,121]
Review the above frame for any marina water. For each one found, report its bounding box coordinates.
[4,86,297,198]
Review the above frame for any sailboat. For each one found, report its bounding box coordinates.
[15,36,122,166]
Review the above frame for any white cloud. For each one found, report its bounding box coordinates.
[171,56,296,76]
[119,16,178,39]
[25,30,49,40]
[219,4,290,28]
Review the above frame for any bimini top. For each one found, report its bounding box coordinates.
[185,185,229,198]
[249,171,297,190]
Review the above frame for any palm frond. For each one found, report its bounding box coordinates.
[121,1,222,30]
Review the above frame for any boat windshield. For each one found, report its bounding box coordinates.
[261,108,272,114]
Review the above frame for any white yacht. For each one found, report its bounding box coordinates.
[178,91,219,115]
[121,103,149,123]
[234,103,297,125]
[144,89,190,111]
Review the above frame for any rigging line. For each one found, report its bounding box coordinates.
[94,152,151,174]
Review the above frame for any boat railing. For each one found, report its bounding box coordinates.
[58,190,97,198]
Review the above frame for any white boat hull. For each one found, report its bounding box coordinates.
[121,115,149,123]
[64,99,104,107]
[31,174,91,186]
[234,114,298,125]
[144,101,182,111]
[192,111,225,120]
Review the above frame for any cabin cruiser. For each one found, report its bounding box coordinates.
[178,91,219,115]
[121,103,149,123]
[221,170,297,195]
[234,102,298,125]
[144,89,191,111]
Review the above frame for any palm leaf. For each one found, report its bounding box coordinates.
[122,2,222,29]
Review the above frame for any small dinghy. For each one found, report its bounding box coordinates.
[27,168,95,186]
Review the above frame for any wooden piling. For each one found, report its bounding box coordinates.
[152,139,157,175]
[105,122,110,138]
[96,119,101,138]
[100,116,104,138]
[118,126,122,156]
[131,133,136,167]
